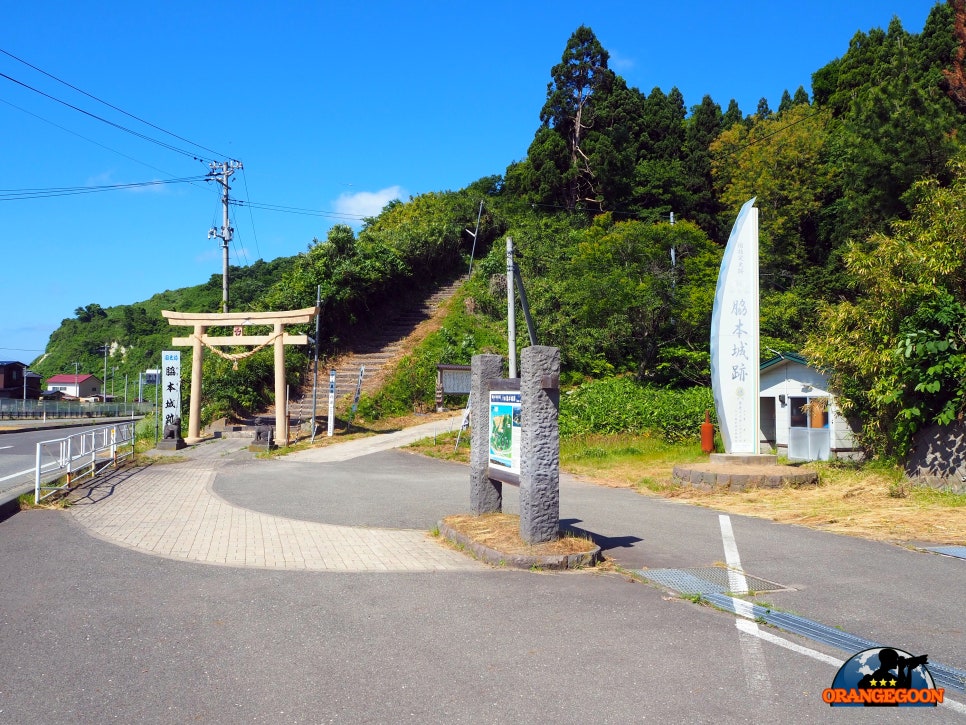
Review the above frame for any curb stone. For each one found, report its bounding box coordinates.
[437,520,601,571]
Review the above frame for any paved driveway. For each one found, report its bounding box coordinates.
[0,428,963,723]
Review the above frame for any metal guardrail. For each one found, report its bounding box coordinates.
[34,422,136,503]
[0,399,154,420]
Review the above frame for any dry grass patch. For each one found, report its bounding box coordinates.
[442,513,598,557]
[653,464,966,544]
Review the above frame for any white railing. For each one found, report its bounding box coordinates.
[34,422,137,503]
[0,399,154,420]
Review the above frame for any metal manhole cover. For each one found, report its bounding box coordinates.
[635,567,792,595]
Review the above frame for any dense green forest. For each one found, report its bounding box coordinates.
[33,1,966,459]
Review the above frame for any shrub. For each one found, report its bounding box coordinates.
[559,378,714,443]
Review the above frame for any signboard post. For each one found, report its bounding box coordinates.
[470,348,561,544]
[156,351,185,449]
[161,352,181,430]
[327,369,336,437]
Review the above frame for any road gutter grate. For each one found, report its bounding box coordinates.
[703,593,966,694]
[634,566,792,595]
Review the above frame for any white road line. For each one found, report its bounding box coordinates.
[719,513,749,594]
[719,514,773,703]
[0,446,13,450]
[0,467,34,483]
[717,518,966,714]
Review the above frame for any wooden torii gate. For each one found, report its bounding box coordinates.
[162,307,318,444]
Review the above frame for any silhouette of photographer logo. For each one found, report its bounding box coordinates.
[823,647,944,707]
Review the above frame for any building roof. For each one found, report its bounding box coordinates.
[0,360,25,367]
[759,351,809,371]
[46,373,101,384]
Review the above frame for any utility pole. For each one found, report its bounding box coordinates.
[311,285,321,443]
[506,236,516,378]
[102,343,108,401]
[207,160,243,313]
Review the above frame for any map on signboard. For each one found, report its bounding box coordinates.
[489,390,521,475]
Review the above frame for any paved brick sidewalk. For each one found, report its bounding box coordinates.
[68,459,482,573]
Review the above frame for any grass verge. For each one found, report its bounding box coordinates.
[409,430,966,545]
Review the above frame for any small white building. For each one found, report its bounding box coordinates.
[45,373,103,400]
[759,353,861,461]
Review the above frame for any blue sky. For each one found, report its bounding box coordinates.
[0,0,938,363]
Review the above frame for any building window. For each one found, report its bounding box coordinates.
[790,397,828,429]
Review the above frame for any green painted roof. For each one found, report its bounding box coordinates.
[759,351,809,371]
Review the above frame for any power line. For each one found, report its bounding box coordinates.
[0,69,212,161]
[228,205,251,267]
[239,167,262,260]
[715,106,826,159]
[228,199,366,220]
[0,95,216,190]
[0,176,208,201]
[0,47,228,160]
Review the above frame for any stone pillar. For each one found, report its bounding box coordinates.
[470,354,503,514]
[274,322,287,446]
[519,346,560,544]
[187,324,206,442]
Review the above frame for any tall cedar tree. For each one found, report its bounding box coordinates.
[536,26,615,211]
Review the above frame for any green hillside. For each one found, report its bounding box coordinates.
[33,3,966,457]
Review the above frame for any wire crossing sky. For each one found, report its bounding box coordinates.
[0,0,936,360]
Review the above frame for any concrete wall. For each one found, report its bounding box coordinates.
[905,422,966,494]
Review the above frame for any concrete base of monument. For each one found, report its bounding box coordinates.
[709,452,778,466]
[248,442,277,453]
[438,514,602,570]
[672,455,818,491]
[155,437,187,451]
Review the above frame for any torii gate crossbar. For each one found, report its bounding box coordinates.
[162,307,318,443]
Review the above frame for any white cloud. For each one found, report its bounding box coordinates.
[609,50,635,72]
[333,185,406,220]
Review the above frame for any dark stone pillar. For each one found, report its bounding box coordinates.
[470,354,503,514]
[519,346,560,543]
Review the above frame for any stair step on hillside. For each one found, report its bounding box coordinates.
[292,277,465,414]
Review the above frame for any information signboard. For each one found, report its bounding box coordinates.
[488,390,521,476]
[161,351,181,429]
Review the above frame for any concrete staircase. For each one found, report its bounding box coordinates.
[290,278,464,423]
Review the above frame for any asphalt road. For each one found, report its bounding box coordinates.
[0,445,963,722]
